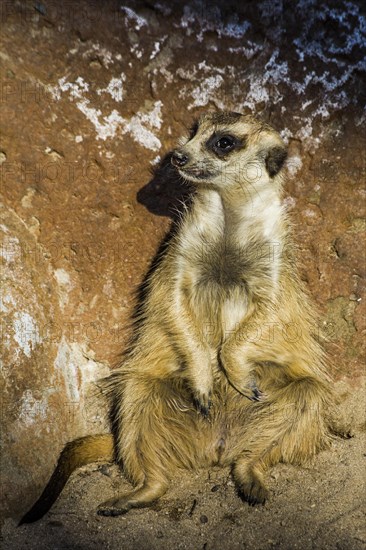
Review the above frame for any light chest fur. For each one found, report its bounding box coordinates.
[174,185,284,346]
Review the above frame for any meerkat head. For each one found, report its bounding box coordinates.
[171,111,287,190]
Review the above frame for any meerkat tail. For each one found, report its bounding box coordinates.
[19,434,114,525]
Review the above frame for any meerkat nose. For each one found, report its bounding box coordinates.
[171,150,190,167]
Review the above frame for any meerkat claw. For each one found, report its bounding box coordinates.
[193,393,212,417]
[250,387,267,401]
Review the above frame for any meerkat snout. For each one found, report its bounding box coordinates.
[171,150,190,167]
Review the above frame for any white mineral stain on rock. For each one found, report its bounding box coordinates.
[123,119,161,150]
[52,78,162,149]
[54,338,110,421]
[51,76,89,100]
[131,43,144,59]
[97,74,126,102]
[242,74,270,108]
[293,2,366,60]
[286,156,303,176]
[21,188,36,209]
[54,268,71,286]
[176,1,364,149]
[228,43,261,59]
[54,338,80,402]
[241,49,289,110]
[120,6,148,30]
[83,43,115,68]
[50,1,364,153]
[304,208,317,218]
[2,293,16,308]
[76,100,124,141]
[0,295,10,314]
[139,100,163,129]
[122,101,163,151]
[44,147,63,160]
[154,3,172,16]
[54,268,73,309]
[280,128,293,143]
[0,235,21,263]
[13,312,41,358]
[150,41,161,60]
[179,4,250,41]
[19,389,49,426]
[189,75,224,108]
[295,119,319,147]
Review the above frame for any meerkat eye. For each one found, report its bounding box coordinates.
[206,132,243,157]
[215,136,235,149]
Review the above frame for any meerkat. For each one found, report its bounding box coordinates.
[20,111,350,524]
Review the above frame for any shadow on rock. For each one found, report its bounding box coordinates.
[137,152,193,221]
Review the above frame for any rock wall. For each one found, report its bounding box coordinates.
[1,0,365,520]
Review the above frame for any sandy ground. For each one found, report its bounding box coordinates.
[3,386,365,550]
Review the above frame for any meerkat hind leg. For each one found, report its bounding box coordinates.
[97,480,168,517]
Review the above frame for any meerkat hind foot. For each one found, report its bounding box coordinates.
[97,482,168,517]
[97,495,133,516]
[236,472,268,506]
[233,462,268,506]
[329,416,354,439]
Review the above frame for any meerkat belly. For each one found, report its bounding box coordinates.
[194,282,248,343]
[220,288,248,338]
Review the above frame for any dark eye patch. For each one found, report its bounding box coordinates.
[206,132,245,157]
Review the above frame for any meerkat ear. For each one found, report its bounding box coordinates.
[265,146,288,177]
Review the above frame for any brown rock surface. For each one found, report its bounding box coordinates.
[1,1,365,547]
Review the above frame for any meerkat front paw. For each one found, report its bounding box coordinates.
[220,348,265,402]
[227,374,266,402]
[247,379,266,402]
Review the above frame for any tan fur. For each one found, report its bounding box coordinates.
[20,112,350,523]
